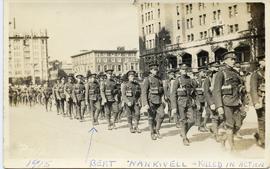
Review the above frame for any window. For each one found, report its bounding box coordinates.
[189,4,192,14]
[142,15,144,23]
[111,58,115,62]
[152,24,154,33]
[158,22,161,31]
[235,24,239,32]
[217,10,221,20]
[204,31,207,38]
[176,6,180,15]
[158,9,160,18]
[200,32,203,39]
[118,65,121,71]
[112,65,115,70]
[186,5,189,14]
[187,35,190,42]
[97,65,101,71]
[149,25,151,34]
[141,4,143,11]
[145,14,147,22]
[190,18,193,28]
[142,27,144,35]
[149,40,152,48]
[233,5,238,15]
[199,3,202,10]
[213,11,217,20]
[203,14,206,25]
[191,34,194,41]
[177,20,180,29]
[229,25,234,33]
[104,65,107,71]
[228,6,232,17]
[187,19,190,29]
[199,15,202,25]
[148,12,150,20]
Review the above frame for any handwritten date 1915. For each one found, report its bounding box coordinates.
[25,160,52,168]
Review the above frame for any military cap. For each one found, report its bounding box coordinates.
[222,51,238,60]
[87,73,97,78]
[149,62,159,69]
[105,69,114,73]
[75,74,84,79]
[179,64,189,70]
[127,70,136,76]
[68,73,74,78]
[98,72,105,77]
[209,61,220,67]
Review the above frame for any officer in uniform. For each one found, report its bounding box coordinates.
[203,61,221,142]
[163,69,176,123]
[194,69,208,132]
[53,79,61,114]
[213,51,244,151]
[141,62,165,140]
[98,72,106,120]
[64,74,74,119]
[57,77,66,116]
[122,70,142,133]
[42,81,53,112]
[85,73,101,126]
[73,74,86,122]
[171,64,196,146]
[250,55,265,148]
[100,69,120,130]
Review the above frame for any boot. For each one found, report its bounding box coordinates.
[129,123,135,133]
[151,132,157,140]
[227,129,235,151]
[112,123,116,130]
[134,120,141,133]
[183,138,190,146]
[156,130,162,139]
[198,124,208,132]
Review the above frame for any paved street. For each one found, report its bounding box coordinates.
[5,104,264,167]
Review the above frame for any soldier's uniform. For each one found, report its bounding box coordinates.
[98,72,106,120]
[100,69,120,130]
[163,69,176,123]
[73,74,86,122]
[203,62,222,141]
[57,77,66,116]
[171,64,196,146]
[193,71,208,132]
[53,80,61,114]
[42,82,53,112]
[64,75,74,119]
[141,63,165,140]
[122,70,142,133]
[85,73,101,125]
[213,52,244,150]
[250,55,265,148]
[27,85,35,107]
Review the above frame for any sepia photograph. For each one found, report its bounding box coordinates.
[3,0,269,168]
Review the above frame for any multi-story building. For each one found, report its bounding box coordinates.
[135,2,264,76]
[8,19,49,84]
[71,47,139,76]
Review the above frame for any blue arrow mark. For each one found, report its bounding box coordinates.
[85,127,98,163]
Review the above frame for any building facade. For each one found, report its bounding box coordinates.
[8,20,49,84]
[71,47,139,76]
[135,2,264,77]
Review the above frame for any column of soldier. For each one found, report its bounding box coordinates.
[9,51,265,151]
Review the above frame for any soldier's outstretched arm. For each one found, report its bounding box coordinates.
[141,78,150,107]
[212,71,224,109]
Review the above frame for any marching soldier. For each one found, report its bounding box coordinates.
[27,83,35,107]
[73,74,86,122]
[85,73,101,126]
[64,74,75,119]
[98,72,106,120]
[122,70,142,133]
[100,69,120,130]
[57,77,66,116]
[163,69,176,123]
[171,64,196,146]
[141,63,165,140]
[213,51,244,151]
[193,69,208,132]
[250,55,265,148]
[203,61,222,142]
[53,79,61,114]
[42,81,53,112]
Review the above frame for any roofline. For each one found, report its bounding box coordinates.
[70,49,138,58]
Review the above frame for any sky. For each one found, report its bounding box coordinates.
[8,0,139,63]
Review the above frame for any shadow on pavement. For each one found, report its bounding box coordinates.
[162,129,179,137]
